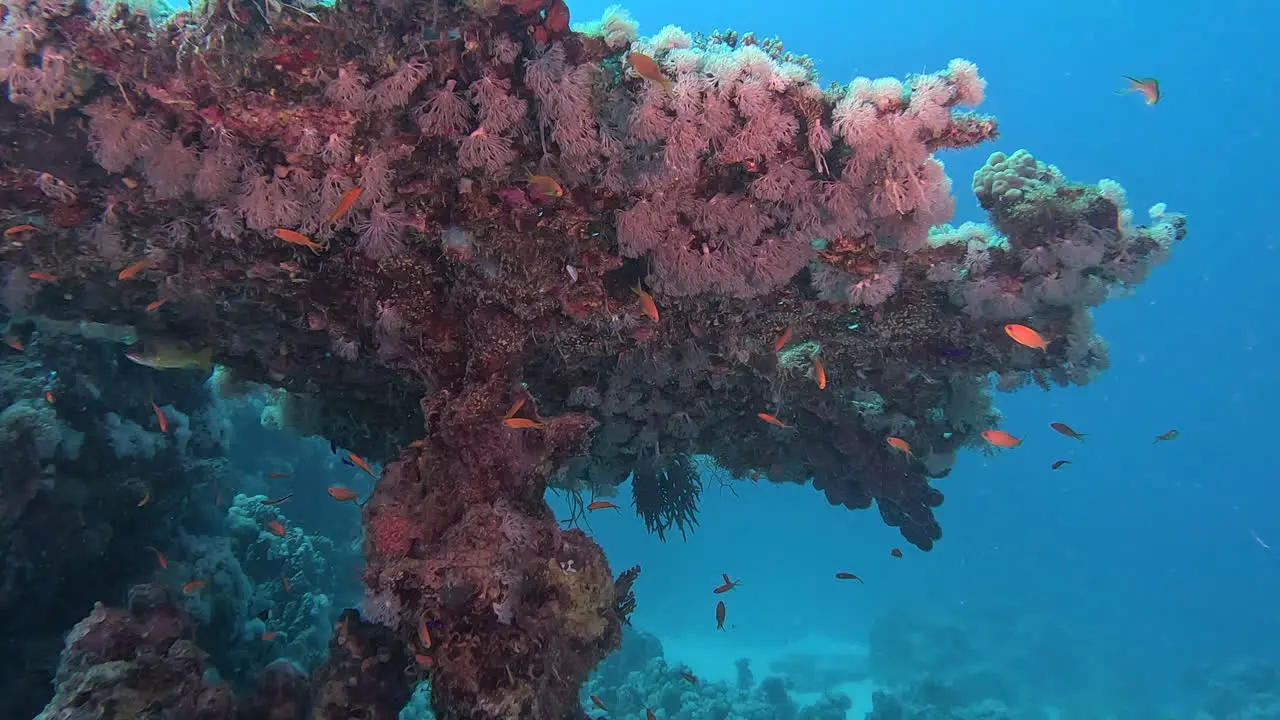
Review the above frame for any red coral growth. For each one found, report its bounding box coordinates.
[367,504,415,557]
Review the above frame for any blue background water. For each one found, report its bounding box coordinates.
[540,0,1280,711]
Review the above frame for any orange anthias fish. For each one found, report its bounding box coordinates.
[503,395,527,420]
[281,574,292,594]
[145,545,167,568]
[757,412,789,429]
[1154,429,1178,443]
[326,186,364,224]
[1003,323,1049,351]
[266,520,287,537]
[504,417,545,430]
[118,257,154,280]
[890,548,903,558]
[813,355,827,390]
[183,579,206,594]
[267,472,291,479]
[44,390,54,405]
[418,617,433,650]
[4,224,37,236]
[772,327,793,352]
[982,429,1022,448]
[28,271,58,282]
[328,487,360,502]
[1050,422,1086,440]
[680,671,698,684]
[1119,76,1160,105]
[152,401,168,434]
[835,572,864,583]
[1051,460,1072,470]
[629,51,672,93]
[633,285,659,322]
[590,695,608,711]
[262,631,278,642]
[527,175,564,202]
[587,500,619,512]
[145,298,168,312]
[5,333,24,352]
[137,491,151,507]
[715,600,726,630]
[713,573,741,594]
[348,453,376,477]
[886,436,914,457]
[273,228,325,254]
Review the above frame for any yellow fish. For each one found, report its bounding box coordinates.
[125,342,214,372]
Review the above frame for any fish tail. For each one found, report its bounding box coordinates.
[196,347,214,373]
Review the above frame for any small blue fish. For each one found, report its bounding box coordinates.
[330,439,338,454]
[341,457,354,467]
[935,347,970,360]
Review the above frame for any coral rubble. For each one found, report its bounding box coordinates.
[1,0,1187,712]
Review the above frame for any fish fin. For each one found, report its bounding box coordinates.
[196,347,214,373]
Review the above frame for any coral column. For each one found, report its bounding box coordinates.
[362,358,623,718]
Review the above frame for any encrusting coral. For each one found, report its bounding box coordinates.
[1,0,1187,711]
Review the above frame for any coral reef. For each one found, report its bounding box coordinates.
[0,0,1188,711]
[584,626,853,719]
[36,583,237,720]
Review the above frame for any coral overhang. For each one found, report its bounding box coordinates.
[2,0,1186,713]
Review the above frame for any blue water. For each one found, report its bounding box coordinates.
[544,0,1280,715]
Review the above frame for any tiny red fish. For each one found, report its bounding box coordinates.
[773,327,793,352]
[183,579,206,594]
[28,271,58,282]
[813,355,827,390]
[267,471,290,479]
[590,695,608,711]
[890,548,903,558]
[527,175,564,202]
[1051,460,1071,470]
[504,417,544,430]
[266,520,286,537]
[757,412,789,429]
[713,573,742,594]
[4,224,36,236]
[835,572,864,582]
[137,491,151,507]
[715,600,726,630]
[145,545,167,568]
[680,671,697,684]
[152,401,168,434]
[981,429,1022,449]
[262,631,278,641]
[273,228,325,254]
[1004,323,1048,351]
[282,574,292,594]
[44,390,54,405]
[587,500,619,511]
[145,298,168,312]
[328,487,360,502]
[326,186,364,224]
[348,453,376,477]
[633,285,659,323]
[118,257,154,280]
